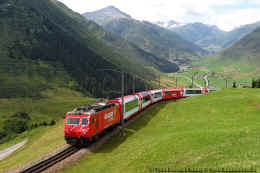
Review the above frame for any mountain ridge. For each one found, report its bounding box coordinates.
[83,6,131,25]
[157,20,260,52]
[84,6,208,64]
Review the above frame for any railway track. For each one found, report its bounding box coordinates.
[19,146,80,173]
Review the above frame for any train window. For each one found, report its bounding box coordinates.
[154,92,162,98]
[186,90,202,94]
[143,95,151,103]
[125,98,138,112]
[165,91,171,96]
[67,117,80,125]
[172,92,177,96]
[82,118,88,125]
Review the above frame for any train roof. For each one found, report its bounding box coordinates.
[66,102,117,115]
[136,91,150,95]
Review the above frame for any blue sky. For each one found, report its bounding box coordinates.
[59,0,260,31]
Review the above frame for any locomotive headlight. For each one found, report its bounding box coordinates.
[65,130,70,135]
[82,129,87,135]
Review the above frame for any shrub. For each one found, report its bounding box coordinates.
[42,121,48,126]
[0,131,7,140]
[252,79,257,88]
[3,119,29,134]
[12,112,31,120]
[49,120,56,126]
[232,81,237,88]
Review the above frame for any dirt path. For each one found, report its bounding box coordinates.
[0,139,27,161]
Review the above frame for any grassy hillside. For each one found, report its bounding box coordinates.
[0,89,96,172]
[200,37,260,84]
[0,121,65,172]
[192,26,260,84]
[64,89,260,173]
[0,88,96,143]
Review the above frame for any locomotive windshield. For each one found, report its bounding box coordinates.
[67,117,80,125]
[143,95,151,102]
[82,118,88,125]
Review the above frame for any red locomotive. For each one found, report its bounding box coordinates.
[65,102,121,145]
[64,88,216,145]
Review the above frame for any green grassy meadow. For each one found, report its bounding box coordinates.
[63,89,260,173]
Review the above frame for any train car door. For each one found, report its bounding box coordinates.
[95,114,99,134]
[138,95,142,111]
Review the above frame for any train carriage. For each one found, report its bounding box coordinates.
[183,88,205,97]
[208,88,219,92]
[163,88,183,100]
[109,94,141,121]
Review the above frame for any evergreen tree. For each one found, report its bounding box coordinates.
[252,79,257,88]
[232,81,237,88]
[257,78,260,88]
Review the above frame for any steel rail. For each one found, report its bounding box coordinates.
[19,146,79,173]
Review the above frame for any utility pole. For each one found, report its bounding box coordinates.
[120,71,126,136]
[226,79,228,88]
[158,75,161,88]
[102,77,105,97]
[192,74,194,88]
[121,71,125,127]
[132,76,135,94]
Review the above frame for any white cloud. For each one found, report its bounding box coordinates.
[214,9,260,31]
[59,0,260,31]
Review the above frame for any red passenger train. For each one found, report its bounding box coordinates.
[64,88,216,145]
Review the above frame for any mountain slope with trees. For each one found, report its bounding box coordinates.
[0,0,177,99]
[171,23,226,52]
[198,25,260,80]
